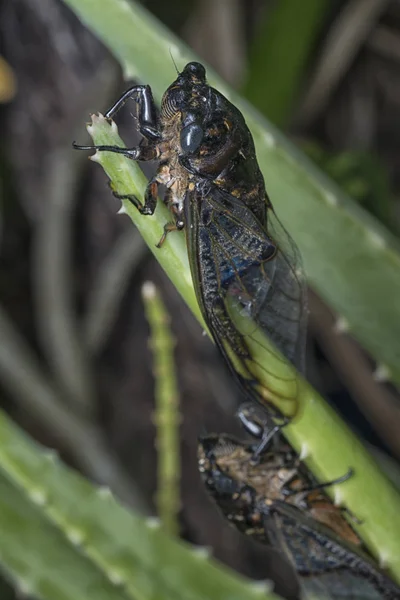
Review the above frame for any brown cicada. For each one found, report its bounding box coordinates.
[74,62,307,420]
[198,430,400,600]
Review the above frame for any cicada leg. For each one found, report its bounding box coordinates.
[105,84,160,141]
[151,186,184,247]
[283,468,354,499]
[73,84,161,155]
[72,142,160,161]
[236,402,289,462]
[107,166,159,216]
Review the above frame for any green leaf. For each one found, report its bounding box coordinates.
[243,0,330,126]
[0,475,130,600]
[0,409,281,600]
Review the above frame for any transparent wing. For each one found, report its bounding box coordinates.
[262,502,399,600]
[264,206,308,373]
[185,184,307,417]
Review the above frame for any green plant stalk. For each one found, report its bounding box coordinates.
[63,0,400,389]
[142,281,181,537]
[86,116,400,583]
[243,0,330,126]
[0,409,280,600]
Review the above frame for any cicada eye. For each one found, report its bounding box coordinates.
[180,122,204,155]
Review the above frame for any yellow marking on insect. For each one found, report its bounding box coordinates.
[188,182,195,191]
[223,118,233,131]
[206,127,220,136]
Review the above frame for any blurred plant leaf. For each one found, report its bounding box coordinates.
[304,141,397,234]
[0,408,281,600]
[0,474,130,600]
[243,0,330,127]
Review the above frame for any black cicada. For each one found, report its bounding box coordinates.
[74,62,307,419]
[198,431,400,600]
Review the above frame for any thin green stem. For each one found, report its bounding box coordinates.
[142,281,181,537]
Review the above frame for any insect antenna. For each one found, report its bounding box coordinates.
[169,48,179,74]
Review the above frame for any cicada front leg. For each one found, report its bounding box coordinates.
[74,85,164,217]
[73,84,161,158]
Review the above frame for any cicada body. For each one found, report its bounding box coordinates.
[74,62,307,419]
[198,433,400,600]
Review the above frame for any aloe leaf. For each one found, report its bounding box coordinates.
[0,474,130,600]
[0,409,280,600]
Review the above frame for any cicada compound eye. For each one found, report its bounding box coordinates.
[180,122,204,155]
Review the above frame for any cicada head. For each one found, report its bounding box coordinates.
[161,62,207,119]
[160,62,213,156]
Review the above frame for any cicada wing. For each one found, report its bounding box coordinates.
[300,572,390,600]
[261,502,400,600]
[262,205,308,374]
[184,184,307,417]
